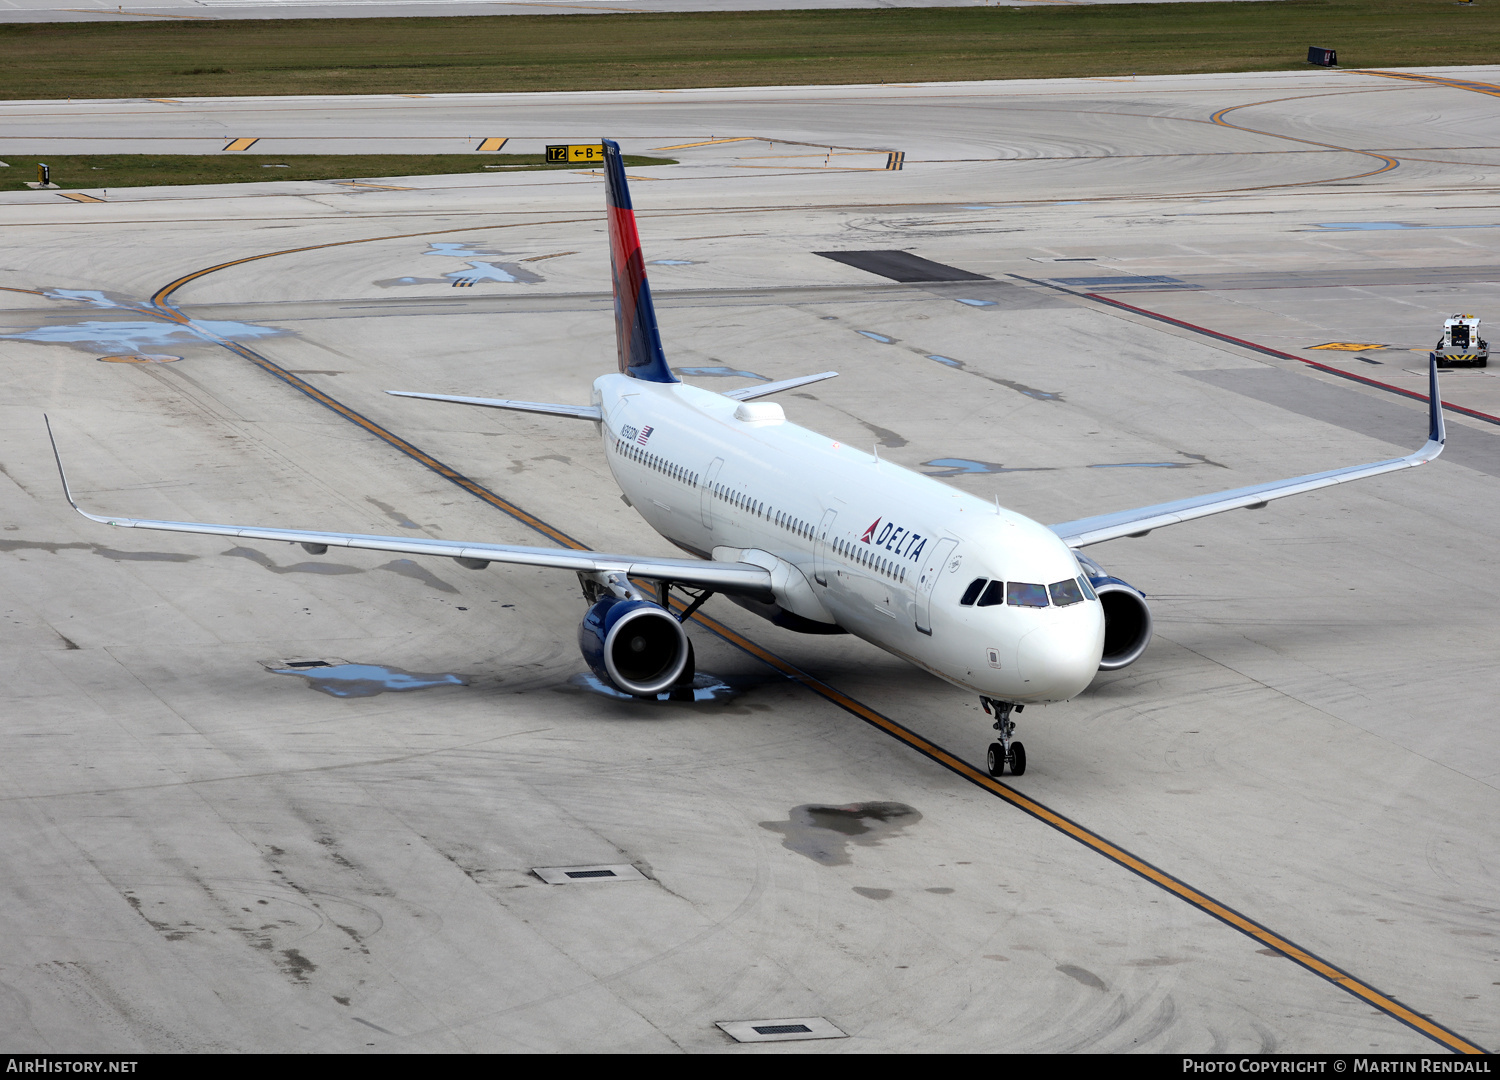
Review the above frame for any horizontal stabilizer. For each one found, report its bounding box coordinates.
[723,372,839,401]
[387,391,601,421]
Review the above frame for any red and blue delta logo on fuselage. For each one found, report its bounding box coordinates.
[861,517,927,561]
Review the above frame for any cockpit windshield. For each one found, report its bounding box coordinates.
[961,576,1098,610]
[1007,582,1049,608]
[1048,578,1085,606]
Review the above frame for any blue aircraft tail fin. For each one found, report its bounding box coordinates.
[603,139,677,384]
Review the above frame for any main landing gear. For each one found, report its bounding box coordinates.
[981,697,1026,777]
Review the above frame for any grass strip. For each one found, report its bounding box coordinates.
[0,2,1497,100]
[2,153,674,190]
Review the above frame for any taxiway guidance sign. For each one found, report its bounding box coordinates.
[547,144,606,164]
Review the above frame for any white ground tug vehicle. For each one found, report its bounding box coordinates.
[1433,314,1488,367]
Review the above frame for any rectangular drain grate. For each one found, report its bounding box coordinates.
[260,656,348,672]
[532,864,647,885]
[716,1017,847,1043]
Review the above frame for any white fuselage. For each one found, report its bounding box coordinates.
[593,374,1105,704]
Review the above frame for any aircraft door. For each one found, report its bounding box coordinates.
[813,509,838,586]
[914,537,959,635]
[701,457,725,528]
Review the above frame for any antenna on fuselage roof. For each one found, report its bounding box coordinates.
[994,493,1001,514]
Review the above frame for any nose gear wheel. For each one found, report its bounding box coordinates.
[982,697,1026,777]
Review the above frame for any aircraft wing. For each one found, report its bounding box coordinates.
[46,422,771,599]
[1049,360,1447,549]
[385,392,602,421]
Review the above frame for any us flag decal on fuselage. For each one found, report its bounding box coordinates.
[637,425,654,445]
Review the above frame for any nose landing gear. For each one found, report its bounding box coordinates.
[981,698,1026,777]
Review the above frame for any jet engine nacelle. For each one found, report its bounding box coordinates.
[578,596,692,697]
[1076,553,1153,671]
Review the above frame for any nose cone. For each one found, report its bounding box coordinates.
[1016,622,1101,701]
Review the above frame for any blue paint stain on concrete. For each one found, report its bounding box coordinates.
[678,366,768,380]
[1089,461,1191,468]
[419,242,543,286]
[649,259,695,266]
[270,662,468,698]
[1054,276,1184,287]
[43,289,127,308]
[954,298,997,307]
[2,319,289,353]
[923,458,1052,476]
[857,331,894,343]
[927,355,963,368]
[425,241,507,258]
[445,262,523,284]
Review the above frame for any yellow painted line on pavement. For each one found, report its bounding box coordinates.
[649,138,756,151]
[58,193,105,203]
[1357,70,1500,99]
[476,138,509,152]
[223,138,259,152]
[673,603,1488,1056]
[1209,97,1399,184]
[336,182,415,191]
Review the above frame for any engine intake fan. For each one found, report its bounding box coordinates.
[578,596,691,696]
[1076,553,1154,671]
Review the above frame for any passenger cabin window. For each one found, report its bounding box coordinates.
[1049,578,1085,606]
[1007,582,1049,608]
[978,580,1006,607]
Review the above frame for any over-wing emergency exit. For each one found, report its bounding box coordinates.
[49,139,1447,778]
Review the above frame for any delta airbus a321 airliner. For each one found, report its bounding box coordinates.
[50,140,1447,777]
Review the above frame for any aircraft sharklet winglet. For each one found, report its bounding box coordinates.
[1049,358,1447,549]
[722,372,839,401]
[386,392,602,421]
[46,415,111,526]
